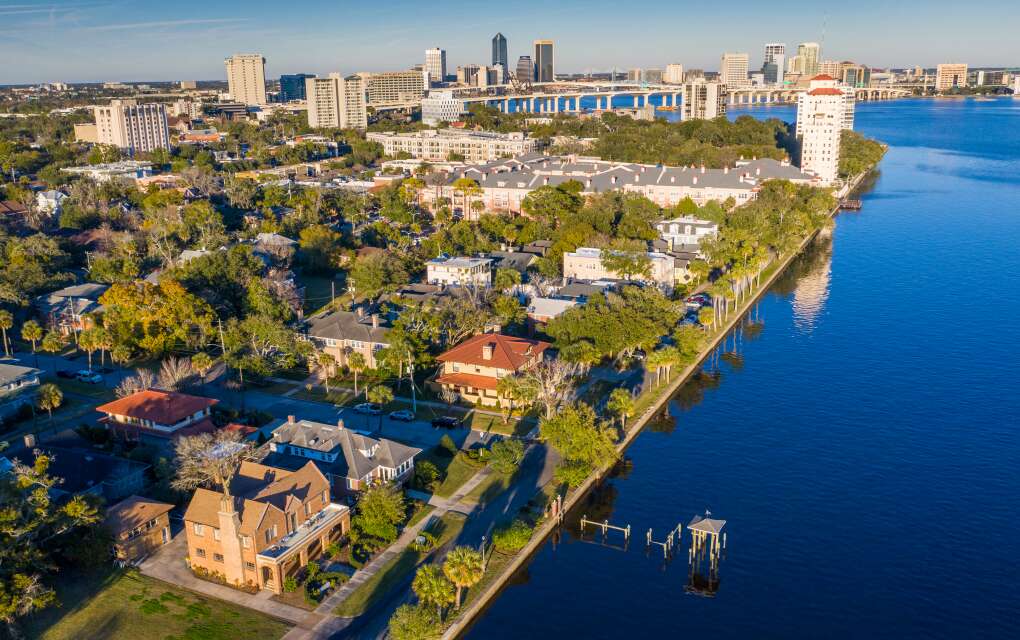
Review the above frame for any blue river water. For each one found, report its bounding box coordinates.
[463,97,1020,639]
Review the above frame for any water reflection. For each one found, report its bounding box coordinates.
[791,235,834,332]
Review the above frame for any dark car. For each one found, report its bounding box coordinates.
[431,416,462,429]
[56,370,76,379]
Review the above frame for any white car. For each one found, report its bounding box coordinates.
[354,403,382,415]
[75,370,103,384]
[388,410,415,422]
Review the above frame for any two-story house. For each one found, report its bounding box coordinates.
[0,363,41,421]
[434,333,550,408]
[305,308,392,369]
[426,256,493,287]
[261,416,421,494]
[96,389,218,443]
[33,283,109,335]
[654,216,719,253]
[183,460,349,594]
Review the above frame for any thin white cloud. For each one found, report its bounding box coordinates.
[82,17,248,32]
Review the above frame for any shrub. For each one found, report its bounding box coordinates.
[553,460,593,488]
[283,576,298,593]
[325,542,343,559]
[438,434,458,457]
[412,460,441,491]
[492,519,534,553]
[488,439,525,474]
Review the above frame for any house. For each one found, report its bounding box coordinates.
[426,256,492,287]
[253,233,298,264]
[61,160,154,183]
[35,190,68,216]
[434,333,550,408]
[563,247,679,291]
[522,240,555,257]
[1,431,149,501]
[488,250,538,274]
[555,281,613,302]
[655,216,719,251]
[262,416,421,493]
[526,297,578,326]
[105,495,175,563]
[0,363,41,421]
[34,282,109,335]
[305,308,391,369]
[95,389,218,443]
[183,460,349,594]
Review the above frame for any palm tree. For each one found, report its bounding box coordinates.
[606,388,635,431]
[496,375,522,423]
[366,385,394,433]
[0,309,12,357]
[698,307,716,334]
[317,351,337,393]
[451,177,482,218]
[347,351,366,397]
[442,546,484,609]
[191,351,214,383]
[20,319,42,353]
[37,383,63,420]
[40,331,65,372]
[412,565,455,620]
[77,327,101,371]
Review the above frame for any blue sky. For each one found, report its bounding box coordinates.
[2,0,1018,84]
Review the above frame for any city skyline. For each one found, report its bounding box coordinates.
[2,0,1018,84]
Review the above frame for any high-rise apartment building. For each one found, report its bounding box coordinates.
[306,74,367,130]
[533,40,554,82]
[425,48,447,86]
[279,73,315,102]
[421,92,465,126]
[357,70,426,108]
[818,60,841,78]
[764,43,786,85]
[492,33,508,80]
[664,64,685,84]
[224,54,267,105]
[796,43,821,76]
[796,75,855,185]
[515,56,533,83]
[682,79,727,121]
[936,63,968,91]
[93,99,170,154]
[719,52,750,87]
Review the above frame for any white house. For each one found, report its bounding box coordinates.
[426,256,493,287]
[655,216,719,251]
[35,190,67,216]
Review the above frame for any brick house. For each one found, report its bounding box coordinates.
[434,333,550,408]
[96,389,218,443]
[305,308,391,369]
[105,495,174,563]
[183,460,350,594]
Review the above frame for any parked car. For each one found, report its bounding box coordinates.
[632,349,647,361]
[431,416,461,429]
[354,403,382,415]
[75,370,103,384]
[388,409,415,422]
[56,370,76,379]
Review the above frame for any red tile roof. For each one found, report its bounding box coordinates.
[97,389,217,425]
[0,200,28,216]
[808,88,845,95]
[436,372,501,390]
[436,333,549,371]
[810,74,837,81]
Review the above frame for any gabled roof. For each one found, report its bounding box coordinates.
[267,419,421,481]
[688,515,726,534]
[96,389,217,425]
[306,309,392,344]
[105,495,174,535]
[436,333,550,371]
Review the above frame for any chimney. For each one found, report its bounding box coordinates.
[670,176,675,183]
[756,167,761,176]
[544,177,549,185]
[585,179,592,188]
[23,433,36,448]
[724,166,729,174]
[287,414,296,424]
[371,314,379,329]
[482,342,494,360]
[692,176,698,185]
[337,419,345,429]
[700,165,705,174]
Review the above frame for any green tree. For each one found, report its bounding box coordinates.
[366,385,394,433]
[412,565,455,619]
[606,388,636,431]
[442,546,484,609]
[492,519,534,553]
[191,351,214,383]
[36,383,62,419]
[0,309,12,357]
[348,252,409,298]
[351,483,405,549]
[388,604,441,640]
[540,403,618,484]
[493,268,521,291]
[77,326,102,371]
[347,351,366,397]
[489,438,525,475]
[20,319,42,353]
[298,224,343,273]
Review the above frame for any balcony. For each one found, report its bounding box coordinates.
[256,503,348,562]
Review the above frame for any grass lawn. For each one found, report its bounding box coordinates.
[467,412,531,437]
[461,469,514,507]
[292,387,355,406]
[22,569,291,640]
[431,453,481,499]
[251,380,299,396]
[333,512,466,618]
[51,378,114,401]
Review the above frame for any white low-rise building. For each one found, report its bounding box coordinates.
[62,161,154,183]
[426,256,493,287]
[421,91,465,125]
[368,129,537,164]
[563,247,688,291]
[655,216,719,250]
[35,190,67,215]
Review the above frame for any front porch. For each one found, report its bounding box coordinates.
[255,503,349,594]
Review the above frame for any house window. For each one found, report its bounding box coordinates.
[195,548,206,558]
[241,536,250,549]
[245,562,256,571]
[193,523,204,536]
[213,528,221,541]
[213,553,224,563]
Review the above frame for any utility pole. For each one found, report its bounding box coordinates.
[408,354,417,413]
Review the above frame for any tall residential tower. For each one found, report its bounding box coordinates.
[425,48,447,86]
[764,43,786,85]
[93,99,170,154]
[224,54,267,105]
[719,52,750,86]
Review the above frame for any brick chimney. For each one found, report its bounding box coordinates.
[23,433,36,448]
[371,314,379,329]
[482,343,494,360]
[287,414,296,424]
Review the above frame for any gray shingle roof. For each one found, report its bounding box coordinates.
[306,309,392,344]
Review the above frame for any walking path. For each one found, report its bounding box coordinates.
[282,465,497,639]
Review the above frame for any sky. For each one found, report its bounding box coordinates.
[2,0,1019,84]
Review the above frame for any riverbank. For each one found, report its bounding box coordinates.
[440,170,869,639]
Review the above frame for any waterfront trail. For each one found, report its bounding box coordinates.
[439,172,867,639]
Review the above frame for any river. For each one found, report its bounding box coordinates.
[462,97,1020,639]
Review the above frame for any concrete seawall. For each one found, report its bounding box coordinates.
[441,173,867,639]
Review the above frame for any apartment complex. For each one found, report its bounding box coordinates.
[664,63,685,84]
[224,54,267,105]
[936,63,969,91]
[434,333,550,408]
[367,129,537,163]
[683,79,727,120]
[425,48,447,85]
[426,256,493,287]
[719,52,750,86]
[796,75,855,185]
[795,42,821,76]
[93,100,170,154]
[306,74,367,129]
[764,43,786,85]
[183,460,349,594]
[421,91,465,125]
[357,70,426,108]
[533,40,555,82]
